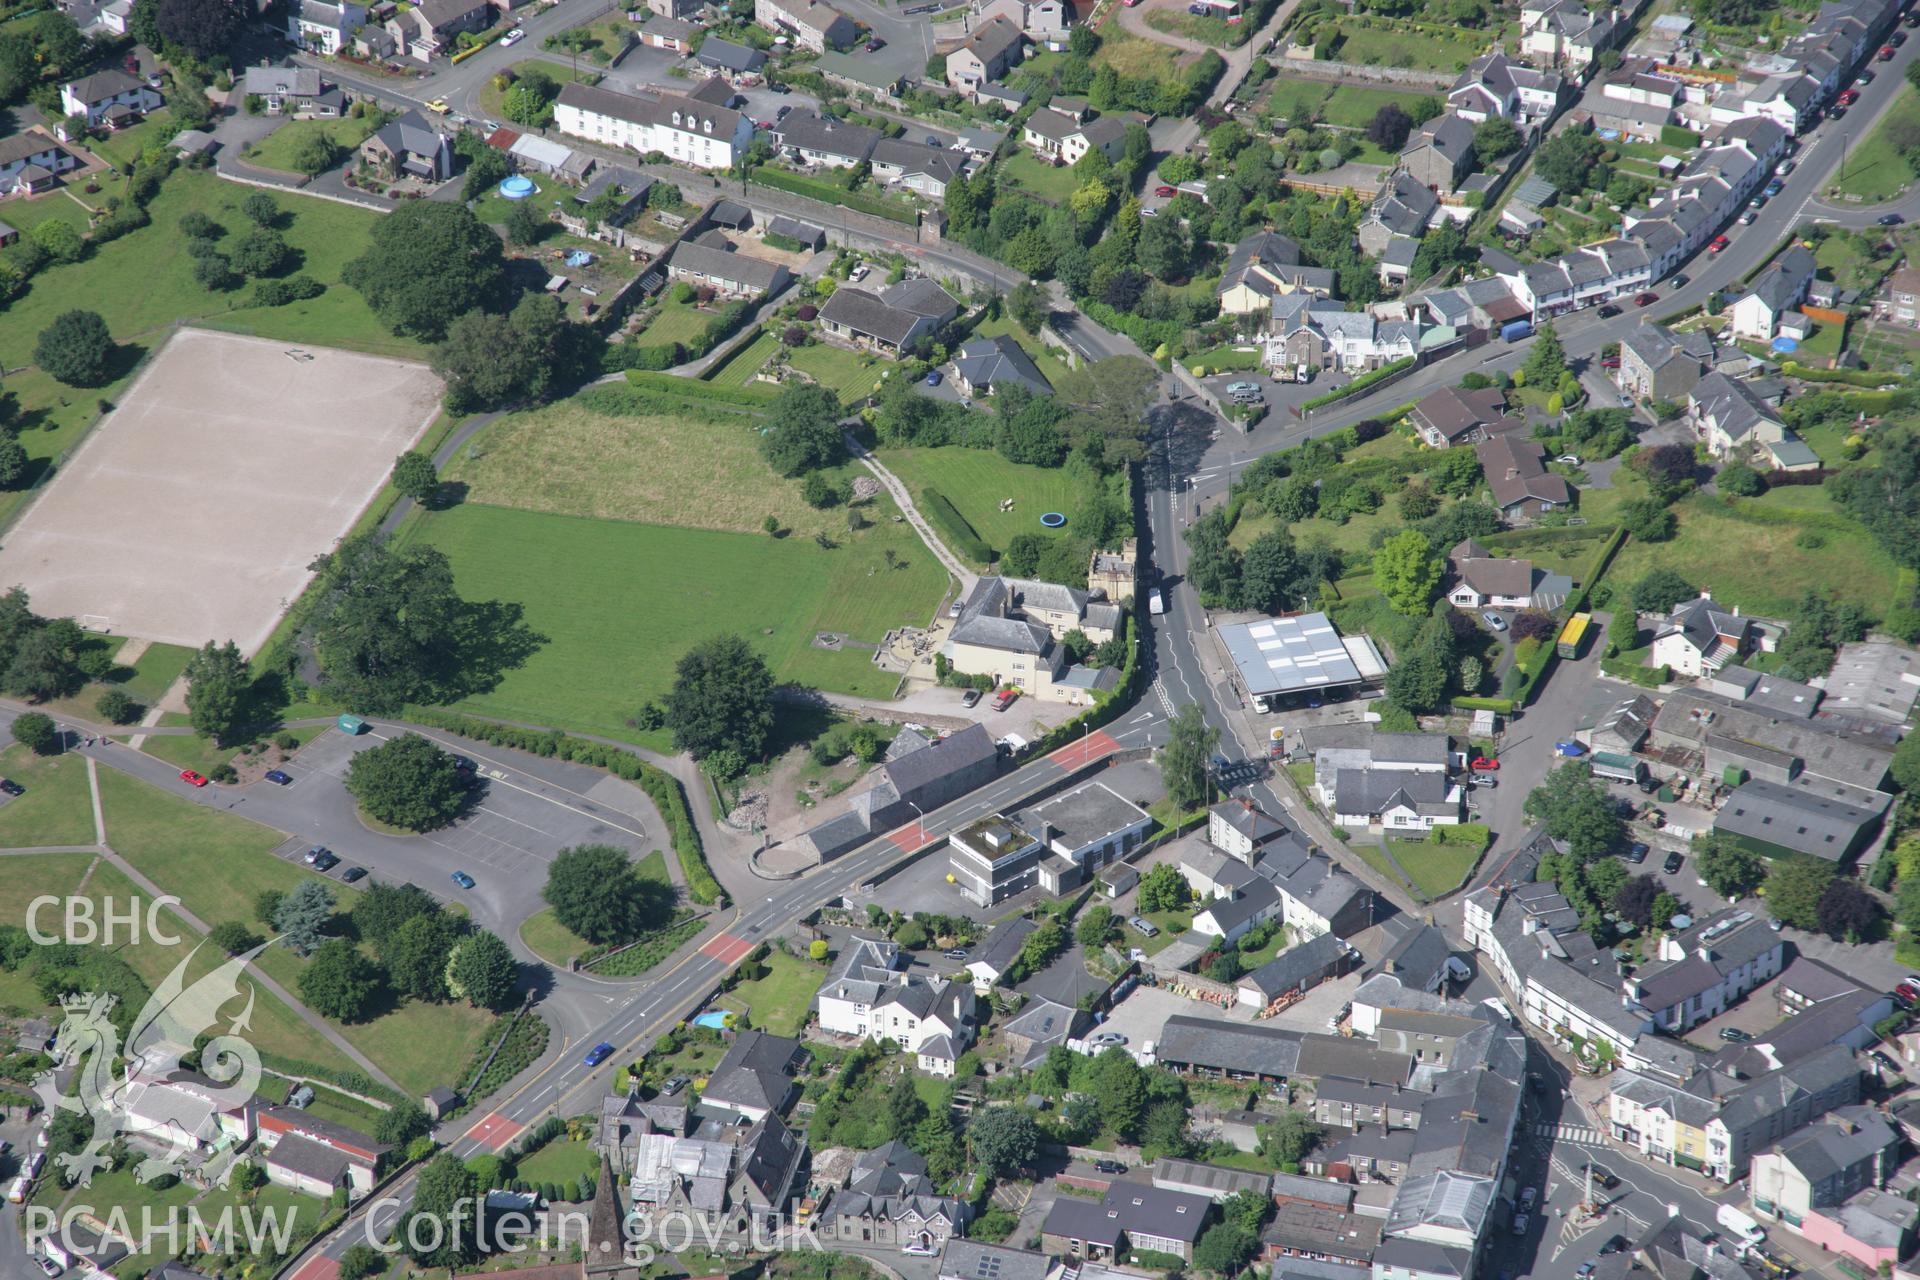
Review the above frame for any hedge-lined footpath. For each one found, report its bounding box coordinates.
[1300,356,1415,412]
[748,167,918,225]
[921,487,993,564]
[624,369,778,405]
[409,710,728,906]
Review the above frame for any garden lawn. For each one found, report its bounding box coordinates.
[1603,493,1900,617]
[1091,28,1190,78]
[244,113,380,175]
[517,1137,599,1188]
[788,342,889,407]
[876,446,1098,556]
[1345,839,1418,897]
[395,501,946,740]
[84,108,178,169]
[724,950,826,1037]
[1126,907,1193,956]
[1000,150,1082,204]
[1386,836,1482,900]
[705,330,781,386]
[470,171,559,227]
[635,294,727,348]
[443,393,882,539]
[1263,77,1332,124]
[1319,85,1440,129]
[5,191,97,235]
[476,58,601,121]
[1330,20,1488,70]
[1831,86,1917,204]
[0,744,99,847]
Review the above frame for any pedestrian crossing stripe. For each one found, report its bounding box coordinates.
[1535,1122,1608,1145]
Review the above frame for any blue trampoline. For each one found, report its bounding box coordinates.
[1040,512,1067,528]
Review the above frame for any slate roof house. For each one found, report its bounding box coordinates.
[358,109,452,180]
[1410,385,1523,448]
[1686,372,1816,471]
[1625,908,1783,1032]
[386,0,490,60]
[1445,539,1571,611]
[288,0,367,53]
[1043,1181,1213,1262]
[775,110,881,169]
[1619,324,1714,403]
[702,1030,802,1120]
[870,138,968,198]
[241,65,345,116]
[664,240,791,299]
[816,937,976,1075]
[60,69,161,126]
[1216,231,1336,315]
[0,132,78,192]
[1649,592,1756,677]
[1731,245,1817,340]
[964,916,1038,991]
[816,278,961,355]
[816,1140,973,1249]
[1400,113,1477,195]
[1475,436,1572,521]
[946,18,1025,95]
[953,334,1052,397]
[1356,173,1441,261]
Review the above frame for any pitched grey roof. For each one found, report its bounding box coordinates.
[1156,1014,1304,1076]
[1199,878,1279,936]
[883,722,996,800]
[668,240,786,291]
[938,1241,1052,1280]
[1047,1181,1212,1245]
[698,37,766,70]
[1240,932,1348,999]
[1714,779,1881,860]
[880,276,960,319]
[64,69,142,103]
[1211,800,1284,845]
[1747,244,1817,314]
[702,1029,800,1114]
[776,110,880,162]
[970,916,1037,976]
[264,1133,352,1185]
[818,285,926,346]
[243,65,324,96]
[872,137,966,186]
[556,81,745,140]
[1332,768,1454,817]
[1383,1170,1494,1236]
[963,15,1024,64]
[954,334,1052,396]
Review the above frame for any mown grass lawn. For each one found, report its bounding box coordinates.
[876,446,1099,556]
[1831,86,1917,203]
[1603,493,1900,616]
[244,113,380,175]
[722,950,826,1036]
[395,501,946,740]
[83,108,178,169]
[705,330,781,386]
[788,342,889,407]
[1000,150,1081,205]
[0,743,98,847]
[4,190,97,234]
[1319,85,1440,129]
[1331,20,1490,70]
[1386,835,1484,900]
[517,1136,599,1188]
[634,293,727,348]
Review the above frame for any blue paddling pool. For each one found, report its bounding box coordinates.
[498,175,536,200]
[693,1010,733,1029]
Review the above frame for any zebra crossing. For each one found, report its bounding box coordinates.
[1535,1122,1609,1146]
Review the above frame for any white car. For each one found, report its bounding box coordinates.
[1556,454,1581,465]
[502,26,524,42]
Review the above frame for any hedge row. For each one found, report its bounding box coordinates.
[1028,614,1142,759]
[583,917,708,975]
[1299,357,1416,412]
[1659,124,1701,146]
[1601,656,1669,687]
[1780,360,1899,387]
[1450,694,1517,713]
[748,167,918,225]
[623,369,778,405]
[921,487,993,564]
[258,1054,405,1106]
[462,1012,549,1101]
[1082,298,1183,350]
[408,709,727,906]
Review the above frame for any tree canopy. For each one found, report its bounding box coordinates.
[34,310,115,387]
[1160,703,1219,812]
[1523,763,1624,861]
[344,202,508,341]
[543,844,676,945]
[1372,529,1443,614]
[761,383,844,476]
[343,732,467,831]
[664,633,776,766]
[184,639,250,745]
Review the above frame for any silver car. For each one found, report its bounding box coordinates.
[1482,612,1508,631]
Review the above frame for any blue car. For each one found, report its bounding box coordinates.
[925,371,942,386]
[1764,179,1783,197]
[584,1041,615,1067]
[451,870,476,889]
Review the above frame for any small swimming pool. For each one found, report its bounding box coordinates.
[693,1010,734,1029]
[498,175,536,200]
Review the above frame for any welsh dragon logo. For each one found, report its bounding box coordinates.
[34,941,270,1188]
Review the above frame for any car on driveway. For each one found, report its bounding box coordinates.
[1482,611,1508,631]
[1088,1031,1127,1047]
[960,688,981,708]
[1129,915,1159,937]
[1872,1050,1903,1073]
[180,770,208,787]
[584,1041,615,1067]
[1471,756,1499,770]
[925,370,941,386]
[661,1075,690,1095]
[1634,290,1659,306]
[1719,1027,1753,1042]
[866,36,885,49]
[264,769,292,785]
[312,850,340,872]
[0,778,23,797]
[1557,454,1581,465]
[304,845,330,864]
[501,27,524,43]
[1663,851,1684,874]
[944,947,969,960]
[1621,844,1647,864]
[992,688,1019,711]
[1154,185,1176,197]
[451,870,477,890]
[1093,1159,1127,1174]
[1598,304,1621,318]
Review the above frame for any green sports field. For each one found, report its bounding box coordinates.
[397,501,948,740]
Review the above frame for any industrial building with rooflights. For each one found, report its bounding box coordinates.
[1215,612,1385,712]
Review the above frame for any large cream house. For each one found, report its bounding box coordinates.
[945,576,1122,704]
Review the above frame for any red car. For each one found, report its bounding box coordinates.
[992,688,1019,711]
[1633,290,1659,306]
[1839,88,1860,105]
[180,770,208,787]
[1708,234,1730,252]
[1878,43,1896,58]
[1154,184,1176,197]
[1601,355,1622,369]
[1471,756,1499,771]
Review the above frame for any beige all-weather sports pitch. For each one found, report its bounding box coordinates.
[0,328,442,654]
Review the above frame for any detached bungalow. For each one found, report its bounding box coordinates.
[664,239,791,298]
[953,334,1052,398]
[817,278,960,355]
